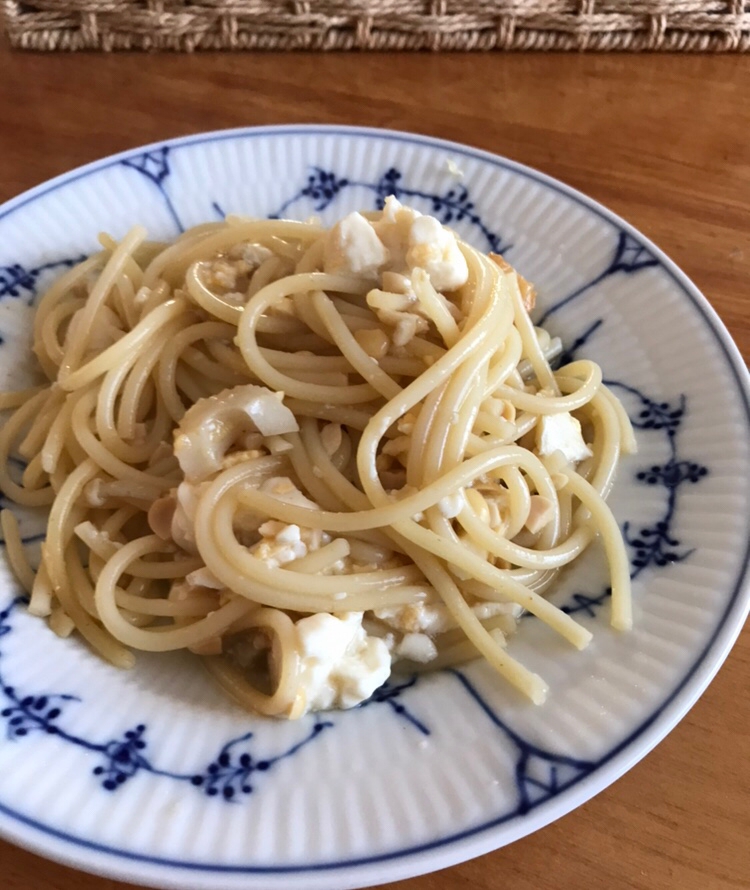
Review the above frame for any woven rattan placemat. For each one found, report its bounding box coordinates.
[3,1,750,52]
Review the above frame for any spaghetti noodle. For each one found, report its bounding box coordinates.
[0,198,635,717]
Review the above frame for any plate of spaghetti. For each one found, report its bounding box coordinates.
[0,126,748,890]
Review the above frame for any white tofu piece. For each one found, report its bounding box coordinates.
[395,632,438,663]
[536,412,592,464]
[323,212,389,279]
[295,612,391,712]
[438,492,465,519]
[407,214,469,293]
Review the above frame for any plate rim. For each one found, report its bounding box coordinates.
[1,123,749,887]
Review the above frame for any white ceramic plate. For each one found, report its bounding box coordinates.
[0,126,748,890]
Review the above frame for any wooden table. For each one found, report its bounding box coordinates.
[0,38,748,890]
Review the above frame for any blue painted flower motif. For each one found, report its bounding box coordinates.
[0,599,333,800]
[0,256,86,304]
[563,379,708,612]
[271,165,509,254]
[271,168,350,218]
[632,395,685,437]
[0,264,36,298]
[190,732,260,799]
[0,175,710,816]
[425,182,473,225]
[188,722,330,800]
[625,521,691,571]
[372,167,403,208]
[624,453,707,574]
[0,692,76,741]
[0,600,80,739]
[93,725,149,790]
[637,458,708,489]
[301,168,350,213]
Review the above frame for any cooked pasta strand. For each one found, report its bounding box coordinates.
[0,200,634,718]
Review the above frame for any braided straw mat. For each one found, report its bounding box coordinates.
[3,2,750,52]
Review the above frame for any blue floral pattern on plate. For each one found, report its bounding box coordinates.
[0,128,746,886]
[0,161,709,813]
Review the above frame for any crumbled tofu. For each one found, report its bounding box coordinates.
[375,602,454,635]
[524,495,556,534]
[251,479,329,560]
[536,413,592,464]
[397,412,416,435]
[219,448,267,470]
[265,522,303,546]
[235,242,274,267]
[407,215,469,293]
[252,518,309,569]
[169,474,322,559]
[323,212,389,279]
[294,612,391,713]
[396,632,438,663]
[204,242,275,296]
[438,492,464,519]
[472,601,522,622]
[372,196,421,269]
[373,196,468,294]
[251,535,307,569]
[324,197,470,348]
[376,599,520,641]
[482,397,516,423]
[392,312,426,347]
[208,259,238,291]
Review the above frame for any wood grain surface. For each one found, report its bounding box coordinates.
[0,38,748,890]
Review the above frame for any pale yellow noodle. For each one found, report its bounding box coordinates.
[0,212,633,717]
